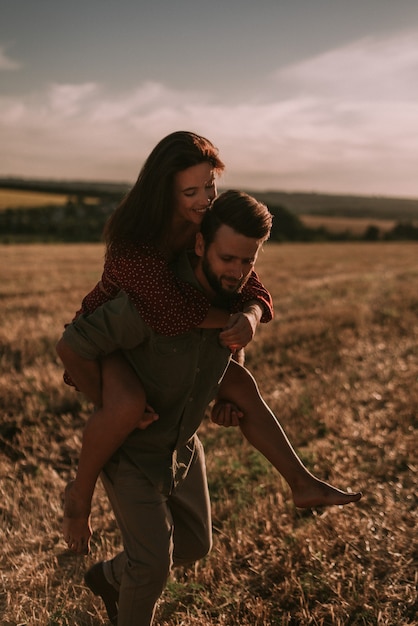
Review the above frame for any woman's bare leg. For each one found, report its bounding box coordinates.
[63,352,157,554]
[216,360,362,508]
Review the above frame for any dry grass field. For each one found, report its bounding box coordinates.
[0,242,417,625]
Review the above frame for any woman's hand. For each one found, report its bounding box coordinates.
[219,311,257,351]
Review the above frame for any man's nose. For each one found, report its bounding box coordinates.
[229,263,244,279]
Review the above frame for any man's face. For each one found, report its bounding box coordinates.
[195,224,262,299]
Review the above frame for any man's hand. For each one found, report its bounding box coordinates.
[137,404,159,429]
[211,400,244,427]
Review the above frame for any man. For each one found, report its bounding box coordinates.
[57,190,271,625]
[57,191,361,625]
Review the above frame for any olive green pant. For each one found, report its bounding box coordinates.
[101,437,212,626]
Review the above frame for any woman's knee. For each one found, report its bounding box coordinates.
[220,361,259,403]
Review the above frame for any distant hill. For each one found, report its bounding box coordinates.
[243,190,418,221]
[1,177,418,221]
[0,177,129,201]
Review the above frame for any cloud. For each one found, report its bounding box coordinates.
[48,82,99,117]
[0,45,21,71]
[0,30,418,197]
[273,30,418,101]
[0,81,216,181]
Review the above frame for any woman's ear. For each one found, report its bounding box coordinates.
[195,232,205,257]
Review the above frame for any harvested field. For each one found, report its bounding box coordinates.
[0,242,417,625]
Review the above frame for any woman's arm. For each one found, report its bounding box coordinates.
[217,270,273,350]
[74,244,272,342]
[238,270,274,322]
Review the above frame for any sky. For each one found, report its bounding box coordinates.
[1,0,418,198]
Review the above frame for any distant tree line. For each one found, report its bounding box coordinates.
[1,200,418,243]
[269,205,418,242]
[0,201,113,243]
[269,206,418,242]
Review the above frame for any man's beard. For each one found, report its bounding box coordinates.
[201,255,249,307]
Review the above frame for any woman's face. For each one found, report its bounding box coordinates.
[172,162,217,226]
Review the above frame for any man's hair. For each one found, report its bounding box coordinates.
[200,190,272,246]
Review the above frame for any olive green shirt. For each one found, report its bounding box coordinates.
[62,252,231,494]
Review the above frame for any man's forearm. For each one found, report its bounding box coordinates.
[56,337,102,406]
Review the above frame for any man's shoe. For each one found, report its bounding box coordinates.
[84,561,119,625]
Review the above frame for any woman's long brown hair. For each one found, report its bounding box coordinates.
[103,131,225,252]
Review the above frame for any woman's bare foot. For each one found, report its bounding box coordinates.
[63,480,93,555]
[292,476,362,508]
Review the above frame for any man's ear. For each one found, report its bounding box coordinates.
[195,232,205,258]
